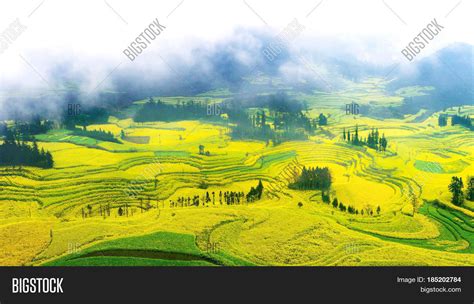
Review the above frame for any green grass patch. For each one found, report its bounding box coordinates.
[44,231,252,266]
[414,160,444,173]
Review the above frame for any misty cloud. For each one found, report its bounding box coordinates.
[0,26,471,120]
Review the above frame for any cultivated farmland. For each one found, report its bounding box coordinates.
[0,94,473,266]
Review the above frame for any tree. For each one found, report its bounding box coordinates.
[318,113,327,126]
[256,180,264,199]
[198,145,205,155]
[297,202,303,208]
[363,204,373,216]
[438,114,447,127]
[332,198,338,208]
[448,176,464,206]
[45,151,54,168]
[466,176,474,201]
[380,134,387,151]
[342,128,346,140]
[409,192,419,216]
[376,205,381,215]
[353,125,359,145]
[367,128,374,147]
[321,191,330,203]
[339,202,346,212]
[347,205,356,214]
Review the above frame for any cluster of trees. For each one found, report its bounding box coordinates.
[438,114,448,127]
[229,96,328,146]
[134,94,329,146]
[135,98,211,122]
[230,109,310,145]
[318,113,328,125]
[438,114,473,130]
[72,126,120,143]
[0,123,6,137]
[246,180,264,202]
[198,145,211,156]
[0,118,53,140]
[328,197,381,216]
[63,106,109,129]
[0,130,53,168]
[271,112,326,132]
[231,121,308,146]
[343,126,387,151]
[451,114,473,130]
[449,176,474,206]
[289,166,331,190]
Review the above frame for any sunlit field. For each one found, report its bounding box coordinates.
[0,92,473,267]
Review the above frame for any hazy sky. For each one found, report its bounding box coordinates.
[0,0,472,88]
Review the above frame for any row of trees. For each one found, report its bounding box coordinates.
[168,181,264,208]
[171,191,247,207]
[343,126,388,151]
[134,98,211,122]
[72,126,120,143]
[289,166,331,190]
[81,204,112,218]
[448,176,474,206]
[82,200,158,219]
[328,197,381,216]
[0,130,53,168]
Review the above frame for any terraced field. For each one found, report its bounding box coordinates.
[0,103,473,266]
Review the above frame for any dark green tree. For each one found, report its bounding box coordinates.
[318,113,327,126]
[448,176,464,206]
[466,176,474,201]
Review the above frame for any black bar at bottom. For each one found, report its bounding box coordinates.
[0,267,471,303]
